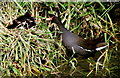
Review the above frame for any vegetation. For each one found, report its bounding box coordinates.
[0,2,120,77]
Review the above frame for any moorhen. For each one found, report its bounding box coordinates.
[7,19,21,29]
[15,11,32,22]
[7,11,34,29]
[24,17,36,29]
[47,14,109,58]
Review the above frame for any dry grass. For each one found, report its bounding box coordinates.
[0,2,120,77]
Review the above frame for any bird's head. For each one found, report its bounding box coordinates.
[46,14,61,24]
[24,11,33,18]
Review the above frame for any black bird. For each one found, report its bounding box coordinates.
[24,17,36,29]
[15,11,32,22]
[47,14,108,58]
[7,11,36,29]
[7,20,21,29]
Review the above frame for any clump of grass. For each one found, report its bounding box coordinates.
[0,2,120,77]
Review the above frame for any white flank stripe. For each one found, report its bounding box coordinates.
[78,44,109,52]
[96,44,109,51]
[78,46,92,52]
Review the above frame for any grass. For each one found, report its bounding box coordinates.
[0,2,120,77]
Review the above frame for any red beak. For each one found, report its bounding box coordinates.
[46,16,54,21]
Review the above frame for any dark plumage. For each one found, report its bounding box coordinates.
[7,20,21,29]
[16,11,32,22]
[7,11,36,29]
[47,14,108,58]
[24,17,36,29]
